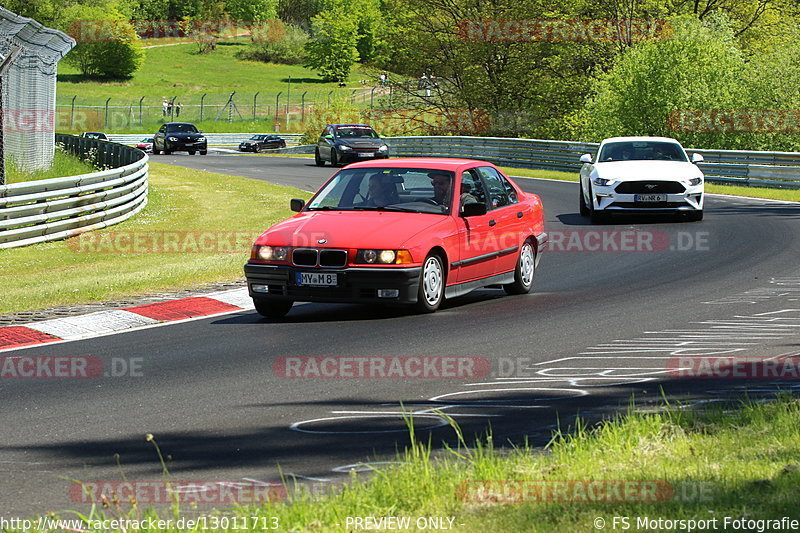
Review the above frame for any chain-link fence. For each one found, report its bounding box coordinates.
[53,88,389,134]
[0,7,74,180]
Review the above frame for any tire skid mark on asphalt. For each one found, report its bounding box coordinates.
[290,274,800,479]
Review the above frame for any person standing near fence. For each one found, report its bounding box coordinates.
[175,102,182,117]
[162,99,169,116]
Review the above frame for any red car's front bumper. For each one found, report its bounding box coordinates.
[244,263,422,304]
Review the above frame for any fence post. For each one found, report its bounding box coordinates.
[200,93,206,122]
[301,91,307,122]
[275,91,282,122]
[70,95,77,131]
[138,96,145,126]
[253,91,259,120]
[104,97,111,129]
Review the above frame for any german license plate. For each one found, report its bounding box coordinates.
[634,194,667,202]
[296,272,337,286]
[358,152,374,157]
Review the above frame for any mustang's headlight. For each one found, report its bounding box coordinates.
[592,177,613,186]
[339,145,352,151]
[168,136,179,142]
[356,249,413,264]
[251,245,289,262]
[198,137,206,142]
[689,177,703,186]
[378,144,389,152]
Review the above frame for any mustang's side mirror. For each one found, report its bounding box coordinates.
[324,134,334,140]
[691,153,704,164]
[579,153,593,164]
[290,199,306,212]
[462,202,487,217]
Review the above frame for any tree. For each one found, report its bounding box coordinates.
[225,0,278,22]
[303,5,360,82]
[576,15,748,146]
[62,5,144,79]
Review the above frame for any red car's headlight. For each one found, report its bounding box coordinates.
[251,245,289,262]
[355,249,413,264]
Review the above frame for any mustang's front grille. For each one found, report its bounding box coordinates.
[614,181,686,194]
[292,248,348,268]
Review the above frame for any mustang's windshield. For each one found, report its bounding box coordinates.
[306,168,454,215]
[598,141,688,162]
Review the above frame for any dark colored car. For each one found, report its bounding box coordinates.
[239,134,286,152]
[153,122,207,155]
[315,124,389,167]
[81,132,109,141]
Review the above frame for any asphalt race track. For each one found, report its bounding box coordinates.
[3,153,800,517]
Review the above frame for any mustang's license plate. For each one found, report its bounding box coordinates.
[358,152,374,157]
[634,194,668,202]
[296,272,337,286]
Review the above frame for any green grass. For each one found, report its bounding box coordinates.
[499,166,800,202]
[0,162,299,314]
[56,40,379,133]
[4,149,97,184]
[20,396,800,532]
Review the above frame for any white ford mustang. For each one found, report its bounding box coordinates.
[579,136,704,223]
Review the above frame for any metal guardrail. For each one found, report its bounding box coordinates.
[107,133,303,147]
[0,135,148,249]
[383,136,800,189]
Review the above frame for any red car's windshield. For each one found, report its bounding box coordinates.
[306,168,454,215]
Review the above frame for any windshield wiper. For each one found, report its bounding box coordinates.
[352,205,418,212]
[306,206,346,211]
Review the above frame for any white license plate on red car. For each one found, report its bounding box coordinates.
[634,194,667,202]
[296,272,337,286]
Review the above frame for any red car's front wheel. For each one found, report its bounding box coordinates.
[414,254,444,313]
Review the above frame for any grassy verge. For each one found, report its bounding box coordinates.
[56,40,379,134]
[4,150,97,184]
[0,162,299,314]
[23,396,800,532]
[500,166,800,202]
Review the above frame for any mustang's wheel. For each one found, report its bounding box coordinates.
[200,149,208,155]
[330,149,339,167]
[188,150,196,155]
[315,148,325,166]
[253,299,293,318]
[579,183,590,216]
[414,254,444,313]
[504,241,536,295]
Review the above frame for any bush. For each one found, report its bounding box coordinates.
[243,22,308,64]
[62,6,143,79]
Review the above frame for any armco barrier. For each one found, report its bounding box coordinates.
[0,135,148,249]
[108,133,302,148]
[383,136,800,189]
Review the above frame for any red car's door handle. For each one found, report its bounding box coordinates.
[517,212,524,218]
[489,220,496,226]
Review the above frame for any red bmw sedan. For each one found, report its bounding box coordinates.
[244,158,547,317]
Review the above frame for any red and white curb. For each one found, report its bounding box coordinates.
[0,288,255,352]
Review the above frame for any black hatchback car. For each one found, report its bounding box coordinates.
[315,124,389,166]
[153,122,207,155]
[238,134,286,152]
